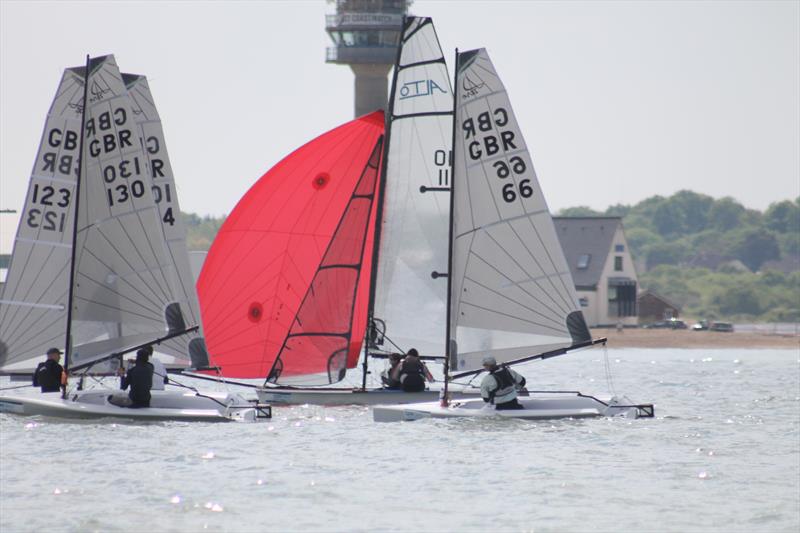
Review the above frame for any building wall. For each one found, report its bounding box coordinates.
[591,226,639,327]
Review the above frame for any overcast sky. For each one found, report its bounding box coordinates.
[1,0,798,249]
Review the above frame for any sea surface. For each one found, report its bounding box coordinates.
[1,348,798,533]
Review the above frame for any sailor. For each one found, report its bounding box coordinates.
[391,348,434,393]
[32,347,65,393]
[380,353,403,390]
[480,356,526,410]
[119,348,154,408]
[141,345,168,391]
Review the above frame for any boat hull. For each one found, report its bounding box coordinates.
[372,394,654,422]
[0,389,269,422]
[257,386,479,406]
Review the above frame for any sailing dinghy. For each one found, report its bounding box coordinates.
[373,48,654,422]
[195,17,477,405]
[0,55,266,422]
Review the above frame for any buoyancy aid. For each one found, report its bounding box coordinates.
[488,367,522,405]
[399,358,426,392]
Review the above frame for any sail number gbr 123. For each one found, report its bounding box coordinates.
[462,107,531,204]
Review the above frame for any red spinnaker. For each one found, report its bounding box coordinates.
[198,112,384,378]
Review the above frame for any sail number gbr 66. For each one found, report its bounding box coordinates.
[462,107,532,204]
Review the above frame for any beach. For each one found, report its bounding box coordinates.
[594,327,800,349]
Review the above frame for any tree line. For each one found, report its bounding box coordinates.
[558,191,799,322]
[183,191,799,322]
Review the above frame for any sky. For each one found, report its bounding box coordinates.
[1,0,798,250]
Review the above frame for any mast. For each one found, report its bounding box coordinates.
[442,48,460,407]
[362,16,407,391]
[62,54,90,394]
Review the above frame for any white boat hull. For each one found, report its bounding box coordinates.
[372,394,654,422]
[257,386,480,406]
[0,389,270,422]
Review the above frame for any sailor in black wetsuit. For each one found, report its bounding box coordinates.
[390,348,434,392]
[32,347,65,393]
[120,349,154,408]
[480,356,526,410]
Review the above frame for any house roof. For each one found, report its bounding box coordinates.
[637,288,682,311]
[553,216,622,289]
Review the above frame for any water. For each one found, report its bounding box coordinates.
[1,348,798,532]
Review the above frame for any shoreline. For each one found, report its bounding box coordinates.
[590,328,800,349]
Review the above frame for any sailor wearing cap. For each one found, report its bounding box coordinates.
[480,356,526,410]
[32,347,65,393]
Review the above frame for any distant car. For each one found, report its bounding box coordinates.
[692,320,709,331]
[710,322,734,332]
[643,319,687,330]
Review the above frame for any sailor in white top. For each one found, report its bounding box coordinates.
[480,356,526,410]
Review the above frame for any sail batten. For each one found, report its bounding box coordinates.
[449,48,591,372]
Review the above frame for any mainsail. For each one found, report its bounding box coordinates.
[0,54,195,372]
[449,49,591,373]
[0,68,82,369]
[124,73,209,367]
[268,137,383,385]
[69,55,190,369]
[198,112,385,378]
[370,16,454,357]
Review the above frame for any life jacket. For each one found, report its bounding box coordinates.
[399,358,426,392]
[488,367,517,404]
[34,360,62,391]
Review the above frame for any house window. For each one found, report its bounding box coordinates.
[579,297,589,307]
[614,256,623,271]
[577,254,591,269]
[615,244,624,252]
[608,280,637,317]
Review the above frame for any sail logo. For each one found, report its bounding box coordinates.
[88,81,111,104]
[461,73,486,100]
[399,79,447,100]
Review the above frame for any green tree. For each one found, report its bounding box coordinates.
[764,200,800,234]
[557,206,602,217]
[708,197,746,231]
[728,228,781,271]
[644,241,691,269]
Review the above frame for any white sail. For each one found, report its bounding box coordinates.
[449,49,591,372]
[0,69,83,369]
[124,73,209,367]
[371,17,453,356]
[68,55,180,369]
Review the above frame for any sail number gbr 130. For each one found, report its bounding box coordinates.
[462,107,531,204]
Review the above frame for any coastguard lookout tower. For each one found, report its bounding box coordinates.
[325,0,410,117]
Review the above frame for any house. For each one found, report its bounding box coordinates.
[553,216,638,327]
[637,289,681,323]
